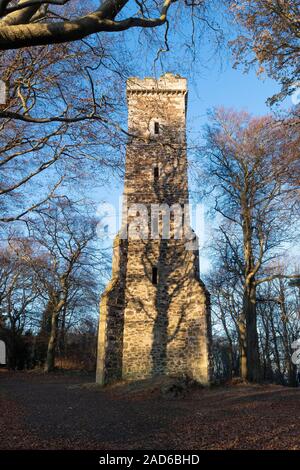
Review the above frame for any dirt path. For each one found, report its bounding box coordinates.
[0,370,299,450]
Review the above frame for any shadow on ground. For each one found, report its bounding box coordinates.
[0,370,299,450]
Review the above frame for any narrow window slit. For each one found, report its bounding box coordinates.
[152,267,158,285]
[154,121,160,135]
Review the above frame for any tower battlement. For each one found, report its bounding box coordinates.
[127,73,187,95]
[127,73,187,136]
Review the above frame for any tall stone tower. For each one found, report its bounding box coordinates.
[96,73,211,386]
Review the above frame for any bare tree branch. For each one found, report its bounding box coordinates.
[0,0,176,50]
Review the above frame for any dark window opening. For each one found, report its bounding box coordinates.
[152,267,158,285]
[153,166,159,179]
[154,121,160,135]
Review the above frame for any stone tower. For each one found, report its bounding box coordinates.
[96,73,211,386]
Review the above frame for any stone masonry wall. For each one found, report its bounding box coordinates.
[96,74,212,386]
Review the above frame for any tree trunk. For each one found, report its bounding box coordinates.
[238,314,247,380]
[58,304,67,357]
[244,281,261,382]
[44,309,59,373]
[220,307,234,379]
[269,311,284,384]
[241,192,261,382]
[260,312,273,381]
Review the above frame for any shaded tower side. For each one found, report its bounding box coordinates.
[96,235,128,385]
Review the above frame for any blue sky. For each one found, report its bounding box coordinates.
[188,67,280,126]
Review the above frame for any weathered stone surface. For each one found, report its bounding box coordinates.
[96,73,212,386]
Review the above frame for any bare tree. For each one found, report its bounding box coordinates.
[0,38,128,224]
[229,0,300,105]
[0,0,214,51]
[0,238,41,368]
[257,269,300,386]
[26,198,109,372]
[207,267,241,381]
[198,108,299,382]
